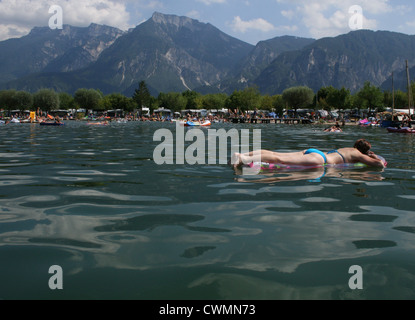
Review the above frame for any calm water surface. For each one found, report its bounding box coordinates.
[1,121,415,300]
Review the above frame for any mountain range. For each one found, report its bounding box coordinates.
[1,12,415,96]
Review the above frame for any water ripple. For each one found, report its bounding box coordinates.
[219,185,324,195]
[58,170,126,176]
[63,190,172,202]
[0,180,36,186]
[300,197,340,203]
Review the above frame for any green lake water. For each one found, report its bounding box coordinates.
[1,121,415,300]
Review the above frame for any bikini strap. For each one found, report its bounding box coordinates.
[327,150,346,163]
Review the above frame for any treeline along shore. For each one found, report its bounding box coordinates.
[1,80,414,123]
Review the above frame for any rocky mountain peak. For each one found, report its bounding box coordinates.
[151,12,196,29]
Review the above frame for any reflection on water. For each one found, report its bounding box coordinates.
[181,246,216,259]
[235,166,386,184]
[353,240,397,249]
[94,213,231,233]
[1,122,415,300]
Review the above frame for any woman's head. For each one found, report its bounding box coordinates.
[354,139,372,154]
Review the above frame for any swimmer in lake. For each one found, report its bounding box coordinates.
[231,139,385,169]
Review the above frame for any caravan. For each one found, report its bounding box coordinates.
[141,107,150,117]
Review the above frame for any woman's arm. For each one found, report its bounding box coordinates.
[354,151,385,168]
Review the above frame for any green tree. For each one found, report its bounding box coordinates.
[316,86,332,101]
[315,86,333,110]
[383,90,407,110]
[224,91,241,112]
[326,87,351,110]
[282,86,314,115]
[124,98,138,113]
[99,95,112,111]
[58,92,75,110]
[33,89,60,113]
[74,88,103,111]
[202,93,227,110]
[157,92,187,112]
[273,95,284,117]
[0,90,17,111]
[102,93,137,112]
[13,91,33,111]
[182,90,202,109]
[260,95,275,111]
[395,90,410,109]
[349,93,362,111]
[133,81,152,109]
[225,87,261,112]
[107,93,127,110]
[409,81,415,110]
[356,82,385,113]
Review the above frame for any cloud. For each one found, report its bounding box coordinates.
[231,16,276,33]
[197,0,227,5]
[186,10,201,20]
[301,3,378,38]
[0,0,132,41]
[359,0,392,14]
[281,10,295,20]
[406,20,415,28]
[278,0,393,15]
[0,23,29,41]
[276,0,384,38]
[278,25,299,33]
[138,0,164,10]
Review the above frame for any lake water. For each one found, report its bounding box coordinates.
[1,121,415,300]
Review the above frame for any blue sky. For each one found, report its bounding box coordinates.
[0,0,415,44]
